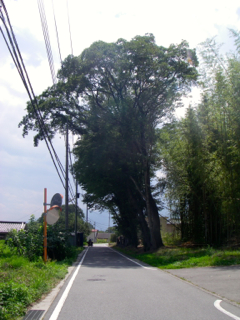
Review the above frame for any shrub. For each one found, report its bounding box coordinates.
[6,215,77,262]
[0,240,83,320]
[6,228,42,261]
[0,283,31,319]
[110,233,117,243]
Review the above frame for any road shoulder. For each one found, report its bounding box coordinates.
[165,265,240,307]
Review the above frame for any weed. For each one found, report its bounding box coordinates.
[97,239,108,243]
[0,240,83,320]
[114,245,240,269]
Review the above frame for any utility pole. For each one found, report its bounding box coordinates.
[86,202,88,223]
[75,182,78,246]
[43,188,47,263]
[109,212,110,232]
[65,121,69,230]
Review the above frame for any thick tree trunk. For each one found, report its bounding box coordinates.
[114,194,139,247]
[126,185,152,250]
[145,164,164,249]
[138,210,152,251]
[128,187,152,251]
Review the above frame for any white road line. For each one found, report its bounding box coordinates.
[214,300,240,320]
[49,248,89,320]
[109,247,156,270]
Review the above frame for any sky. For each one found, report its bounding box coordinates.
[0,0,240,230]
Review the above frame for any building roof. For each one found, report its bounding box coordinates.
[98,232,111,239]
[0,221,26,233]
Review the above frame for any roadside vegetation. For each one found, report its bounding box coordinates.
[96,239,108,243]
[114,243,240,269]
[0,240,83,320]
[0,213,87,320]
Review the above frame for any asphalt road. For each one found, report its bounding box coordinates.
[166,265,240,304]
[43,245,240,320]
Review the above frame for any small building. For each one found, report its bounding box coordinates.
[160,216,180,234]
[97,232,111,241]
[87,229,98,243]
[0,221,26,240]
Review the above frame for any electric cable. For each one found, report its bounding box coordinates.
[51,0,62,63]
[0,1,66,189]
[0,11,29,88]
[38,0,76,202]
[33,0,76,197]
[1,1,77,209]
[68,147,76,191]
[37,0,56,84]
[66,0,73,55]
[0,26,25,84]
[37,0,54,82]
[50,0,77,204]
[88,218,109,227]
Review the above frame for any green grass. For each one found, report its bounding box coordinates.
[113,245,240,269]
[96,239,109,243]
[0,240,83,320]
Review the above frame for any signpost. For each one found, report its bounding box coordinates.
[46,206,61,225]
[43,189,63,262]
[50,193,63,208]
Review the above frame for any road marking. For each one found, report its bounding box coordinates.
[214,300,240,320]
[49,248,89,320]
[110,247,156,270]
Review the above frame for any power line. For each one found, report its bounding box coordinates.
[68,147,76,196]
[37,0,76,206]
[0,1,66,190]
[88,218,109,228]
[17,208,44,221]
[51,0,62,63]
[66,0,73,55]
[1,1,77,216]
[37,0,57,84]
[36,0,77,202]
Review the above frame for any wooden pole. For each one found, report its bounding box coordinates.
[86,202,88,223]
[65,122,69,230]
[44,188,47,263]
[75,182,78,246]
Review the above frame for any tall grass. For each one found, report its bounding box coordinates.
[114,245,240,269]
[96,239,108,243]
[0,240,83,320]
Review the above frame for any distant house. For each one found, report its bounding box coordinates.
[86,230,112,242]
[98,232,111,241]
[87,229,98,243]
[0,221,26,240]
[160,216,180,234]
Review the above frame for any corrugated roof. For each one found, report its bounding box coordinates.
[0,221,26,233]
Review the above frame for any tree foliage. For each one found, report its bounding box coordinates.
[19,34,198,249]
[158,31,240,245]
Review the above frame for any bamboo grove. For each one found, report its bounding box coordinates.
[158,30,240,246]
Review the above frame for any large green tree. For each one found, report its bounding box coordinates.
[20,34,198,249]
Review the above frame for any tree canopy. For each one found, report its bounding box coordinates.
[20,34,198,249]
